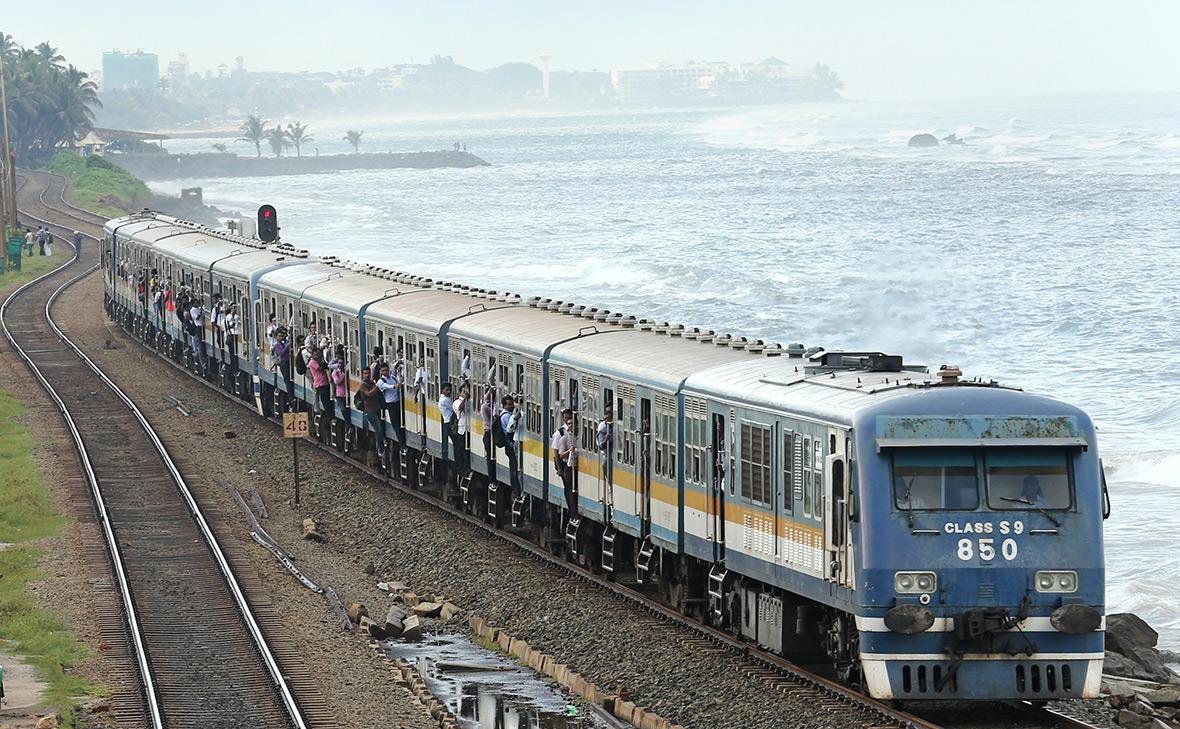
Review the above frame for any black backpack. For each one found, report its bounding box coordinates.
[294,347,308,375]
[492,412,508,449]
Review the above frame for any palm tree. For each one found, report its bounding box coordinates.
[0,39,101,165]
[238,114,267,158]
[285,121,312,157]
[265,126,289,157]
[211,142,228,154]
[343,129,363,153]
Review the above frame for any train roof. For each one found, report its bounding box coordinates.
[449,305,626,358]
[153,235,256,270]
[683,355,941,424]
[258,263,381,315]
[551,328,757,391]
[212,249,301,280]
[366,289,515,337]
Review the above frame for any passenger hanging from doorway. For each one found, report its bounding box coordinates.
[452,384,471,480]
[557,411,578,517]
[308,347,331,414]
[496,395,523,498]
[486,356,497,401]
[480,387,496,468]
[597,404,614,484]
[330,348,348,417]
[210,293,225,350]
[272,327,294,410]
[265,314,279,355]
[550,408,573,476]
[223,304,241,374]
[412,356,428,400]
[439,382,456,483]
[358,369,385,468]
[461,349,472,381]
[368,345,386,381]
[189,298,205,369]
[377,363,405,450]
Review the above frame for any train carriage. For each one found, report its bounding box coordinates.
[545,322,759,575]
[446,302,633,509]
[363,287,518,467]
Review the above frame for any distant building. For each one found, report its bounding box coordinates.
[610,58,837,105]
[103,50,159,91]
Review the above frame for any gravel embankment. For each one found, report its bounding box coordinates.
[58,272,1054,729]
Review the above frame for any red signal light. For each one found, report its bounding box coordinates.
[257,204,278,242]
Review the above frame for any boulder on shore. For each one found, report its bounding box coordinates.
[907,133,939,148]
[1104,613,1180,684]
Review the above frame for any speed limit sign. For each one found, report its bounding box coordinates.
[282,412,309,438]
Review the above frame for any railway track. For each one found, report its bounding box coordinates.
[3,172,327,729]
[17,173,1108,729]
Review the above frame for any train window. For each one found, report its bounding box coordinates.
[893,449,979,510]
[985,449,1071,510]
[782,431,794,515]
[740,423,772,505]
[803,437,813,517]
[813,439,824,522]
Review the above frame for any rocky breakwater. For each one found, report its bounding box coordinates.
[108,149,490,181]
[1099,613,1180,728]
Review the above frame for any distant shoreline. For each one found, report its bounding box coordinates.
[108,150,490,181]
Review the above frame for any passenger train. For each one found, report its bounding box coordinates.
[102,212,1108,702]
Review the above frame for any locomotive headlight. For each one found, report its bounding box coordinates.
[1035,570,1078,593]
[894,571,936,594]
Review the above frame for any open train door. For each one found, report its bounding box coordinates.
[824,429,853,588]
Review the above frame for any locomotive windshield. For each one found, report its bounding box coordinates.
[892,447,1073,511]
[985,448,1072,510]
[892,449,979,510]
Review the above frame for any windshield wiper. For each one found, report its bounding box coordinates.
[1000,496,1061,527]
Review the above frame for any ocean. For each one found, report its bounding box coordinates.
[156,93,1180,647]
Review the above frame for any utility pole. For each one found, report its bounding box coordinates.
[0,47,10,235]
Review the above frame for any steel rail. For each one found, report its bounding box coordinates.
[9,175,308,729]
[1,213,164,729]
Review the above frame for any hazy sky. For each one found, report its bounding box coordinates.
[4,0,1179,99]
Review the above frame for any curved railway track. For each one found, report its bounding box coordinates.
[3,172,320,729]
[15,172,1108,729]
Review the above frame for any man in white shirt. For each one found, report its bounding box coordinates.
[189,300,204,358]
[461,350,472,381]
[412,357,428,399]
[377,363,404,447]
[452,384,470,476]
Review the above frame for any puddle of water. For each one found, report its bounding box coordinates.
[384,633,611,728]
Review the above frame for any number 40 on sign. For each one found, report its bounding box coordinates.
[283,412,309,438]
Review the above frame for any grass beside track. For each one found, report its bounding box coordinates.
[0,252,67,291]
[0,390,98,725]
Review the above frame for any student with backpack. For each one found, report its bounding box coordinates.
[496,395,523,498]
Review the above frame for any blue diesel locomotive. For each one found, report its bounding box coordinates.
[102,212,1108,701]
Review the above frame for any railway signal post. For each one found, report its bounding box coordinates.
[283,411,309,504]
